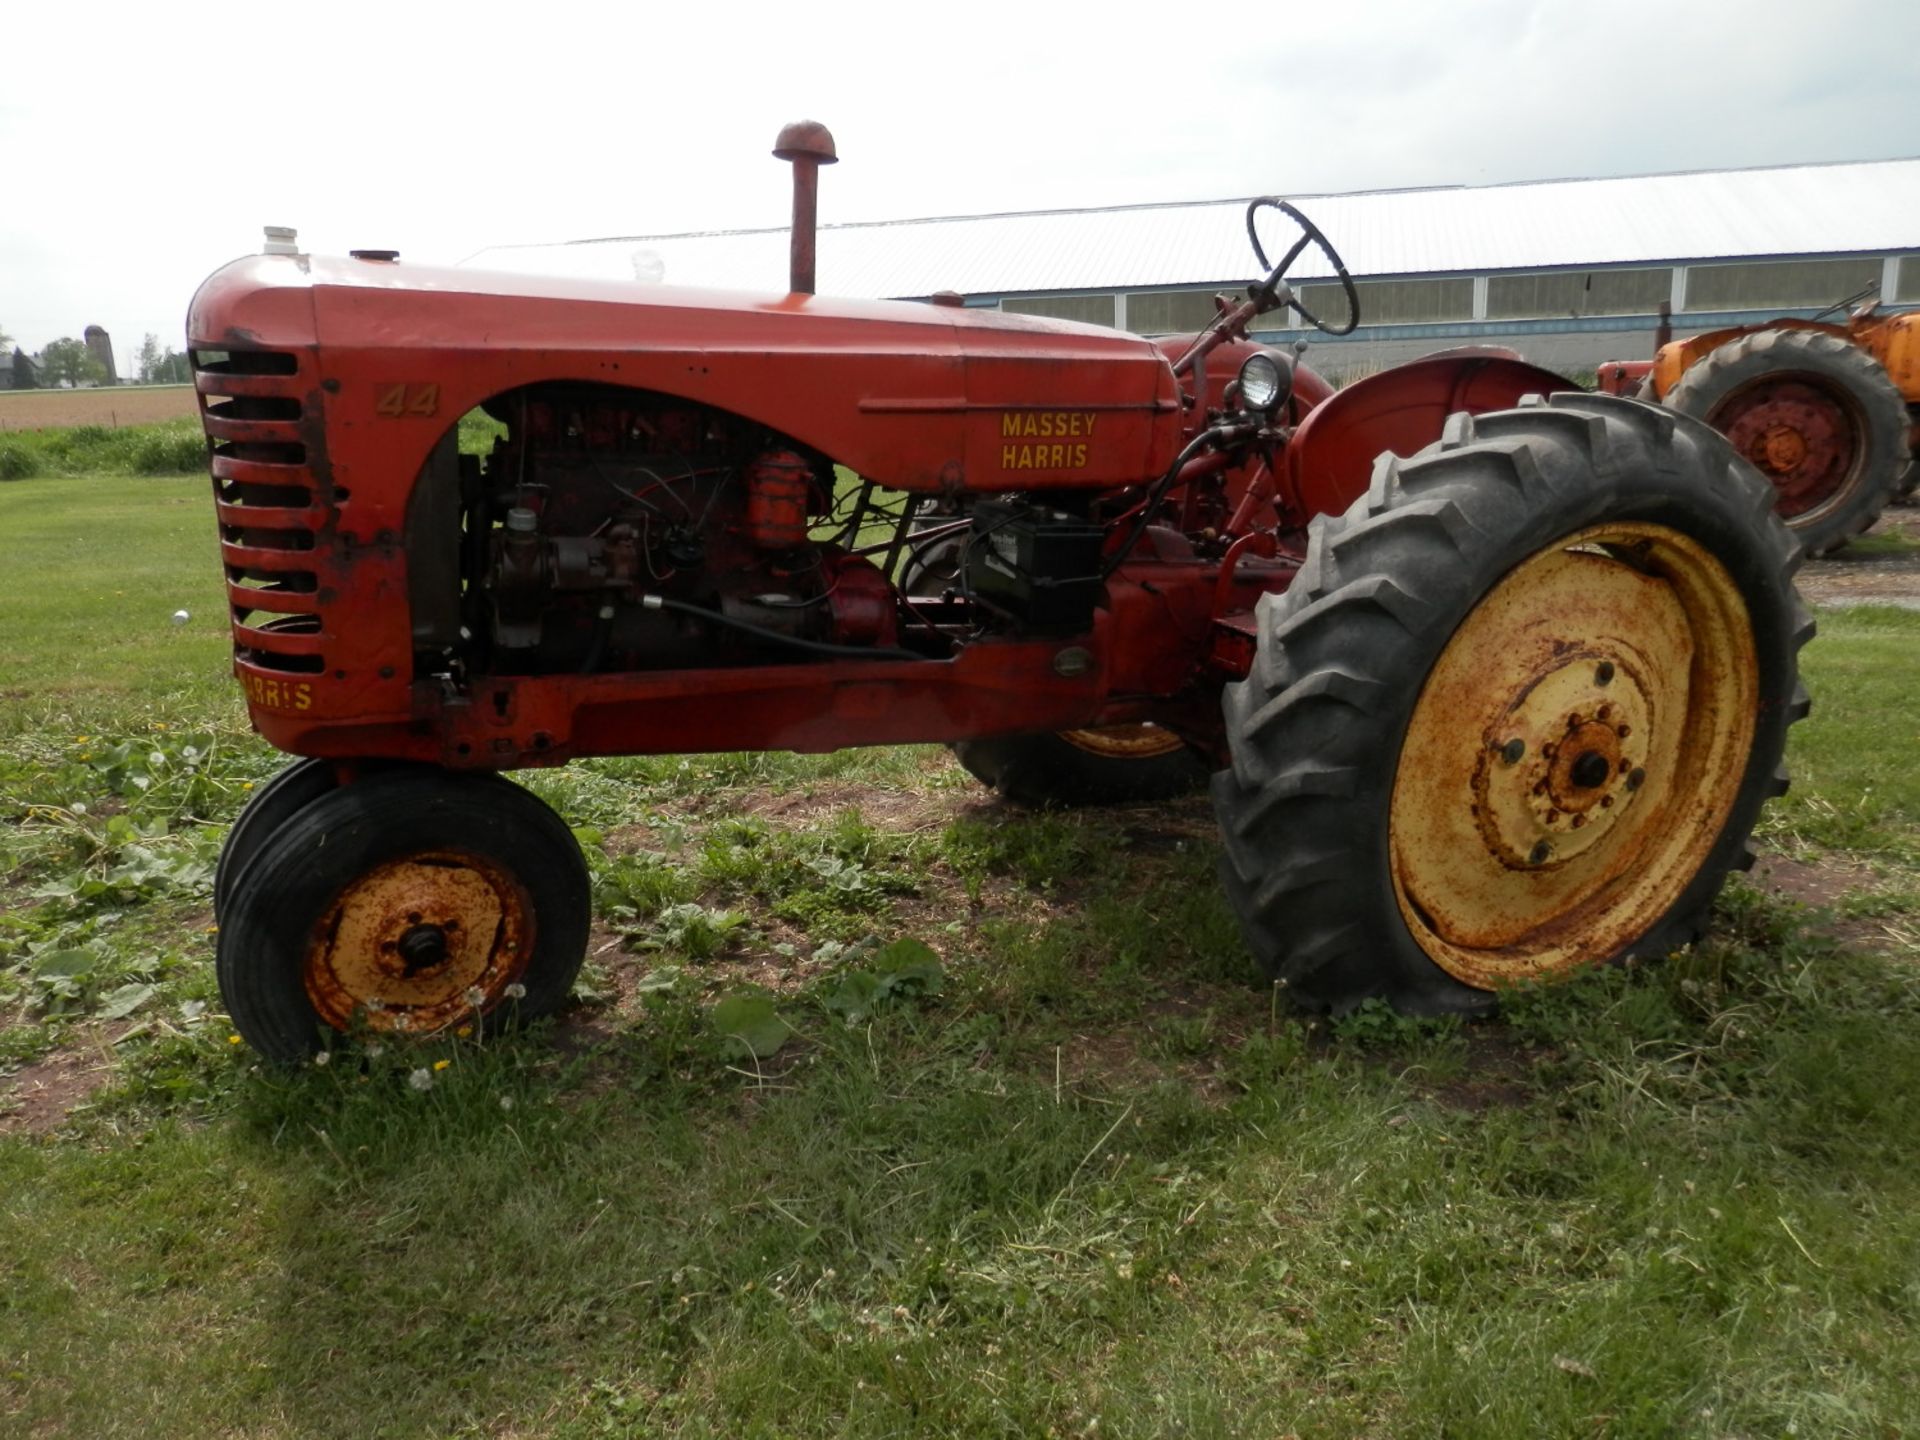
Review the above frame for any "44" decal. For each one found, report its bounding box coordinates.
[373,382,440,418]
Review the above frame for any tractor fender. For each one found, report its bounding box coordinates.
[1283,349,1578,522]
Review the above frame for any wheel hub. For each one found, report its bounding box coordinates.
[1473,656,1651,870]
[1713,379,1858,518]
[304,853,533,1033]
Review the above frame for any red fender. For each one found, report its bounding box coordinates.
[1283,348,1578,522]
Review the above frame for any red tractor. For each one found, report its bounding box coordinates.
[193,124,1808,1061]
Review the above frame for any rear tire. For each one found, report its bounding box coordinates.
[1213,393,1810,1014]
[1664,328,1906,555]
[906,532,1210,806]
[953,727,1210,807]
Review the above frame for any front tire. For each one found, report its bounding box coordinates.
[218,769,591,1061]
[1213,393,1810,1014]
[1664,328,1907,555]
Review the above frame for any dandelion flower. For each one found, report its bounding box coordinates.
[228,1034,243,1046]
[455,1025,472,1039]
[242,782,254,791]
[504,983,527,1000]
[313,1051,332,1067]
[408,1068,434,1091]
[465,986,487,1007]
[433,1059,451,1072]
[499,1095,515,1111]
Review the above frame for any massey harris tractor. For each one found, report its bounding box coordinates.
[192,124,1809,1062]
[1598,306,1920,556]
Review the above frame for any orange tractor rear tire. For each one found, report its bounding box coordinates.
[1664,328,1908,555]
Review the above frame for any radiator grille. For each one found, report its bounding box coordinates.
[192,348,328,675]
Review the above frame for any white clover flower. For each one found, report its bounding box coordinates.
[499,1095,515,1111]
[313,1051,332,1067]
[408,1067,434,1092]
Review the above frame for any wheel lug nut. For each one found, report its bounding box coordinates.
[1499,738,1525,764]
[1596,661,1615,685]
[1529,841,1553,865]
[1626,767,1646,791]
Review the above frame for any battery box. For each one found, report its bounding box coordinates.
[965,499,1106,634]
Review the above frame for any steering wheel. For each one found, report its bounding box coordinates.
[1246,197,1360,336]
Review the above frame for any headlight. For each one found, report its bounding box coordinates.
[1237,350,1292,413]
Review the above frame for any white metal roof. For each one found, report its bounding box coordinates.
[465,158,1920,297]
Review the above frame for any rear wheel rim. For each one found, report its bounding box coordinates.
[1056,723,1188,761]
[1388,522,1757,989]
[1710,376,1864,521]
[303,851,535,1033]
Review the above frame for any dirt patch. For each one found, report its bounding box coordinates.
[0,1037,118,1136]
[1749,850,1873,910]
[1797,501,1920,609]
[731,781,961,834]
[0,385,198,431]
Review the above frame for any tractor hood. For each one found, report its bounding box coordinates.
[189,253,1185,493]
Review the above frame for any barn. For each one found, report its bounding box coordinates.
[467,157,1920,380]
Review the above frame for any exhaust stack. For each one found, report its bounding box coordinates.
[773,120,837,296]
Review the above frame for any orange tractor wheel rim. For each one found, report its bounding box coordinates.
[1388,523,1757,989]
[1056,723,1187,760]
[1711,377,1862,519]
[304,852,535,1034]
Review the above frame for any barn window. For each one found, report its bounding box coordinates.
[999,295,1118,327]
[1683,257,1884,312]
[1126,289,1226,336]
[1486,268,1673,320]
[1293,276,1474,328]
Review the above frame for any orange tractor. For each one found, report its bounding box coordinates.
[191,124,1809,1061]
[1599,304,1920,555]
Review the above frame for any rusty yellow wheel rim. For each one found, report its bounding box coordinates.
[1057,723,1187,760]
[1389,522,1757,989]
[304,852,534,1034]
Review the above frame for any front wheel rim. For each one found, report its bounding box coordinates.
[303,851,535,1033]
[1388,522,1757,989]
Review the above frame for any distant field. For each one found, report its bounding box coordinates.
[0,384,198,430]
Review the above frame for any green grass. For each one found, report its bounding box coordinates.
[0,417,207,481]
[3,468,1919,1438]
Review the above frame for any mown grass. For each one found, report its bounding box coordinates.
[2,469,1918,1438]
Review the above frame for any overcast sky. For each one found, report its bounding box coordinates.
[4,0,1917,360]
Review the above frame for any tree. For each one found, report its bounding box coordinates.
[41,337,107,388]
[10,349,36,390]
[135,333,192,385]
